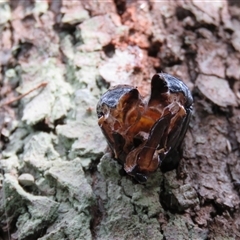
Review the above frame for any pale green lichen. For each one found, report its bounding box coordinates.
[0,155,20,173]
[45,158,94,211]
[0,1,11,25]
[21,58,73,125]
[2,127,29,158]
[33,0,48,15]
[38,203,92,240]
[56,88,106,162]
[22,132,60,171]
[62,9,89,25]
[96,154,164,239]
[2,174,59,239]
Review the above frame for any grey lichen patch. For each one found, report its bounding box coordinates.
[131,189,163,218]
[61,2,89,25]
[72,50,104,94]
[71,123,106,158]
[56,121,81,140]
[0,1,11,25]
[121,170,163,218]
[58,34,86,88]
[35,177,55,196]
[4,68,20,88]
[74,51,102,69]
[2,127,29,158]
[22,132,60,171]
[56,119,106,160]
[97,153,122,182]
[60,34,75,60]
[45,158,94,212]
[56,88,106,161]
[39,204,92,240]
[2,174,59,240]
[33,0,48,15]
[21,58,73,125]
[95,154,163,239]
[22,85,54,124]
[75,66,103,94]
[0,155,20,173]
[95,188,163,240]
[74,88,101,120]
[96,177,163,240]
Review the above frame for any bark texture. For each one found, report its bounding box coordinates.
[0,1,240,239]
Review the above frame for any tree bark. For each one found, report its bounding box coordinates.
[0,0,240,239]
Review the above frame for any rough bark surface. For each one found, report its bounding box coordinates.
[0,1,240,240]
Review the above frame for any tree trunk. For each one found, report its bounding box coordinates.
[0,0,240,239]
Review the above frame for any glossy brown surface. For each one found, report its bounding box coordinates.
[97,73,193,182]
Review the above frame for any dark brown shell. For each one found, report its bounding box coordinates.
[97,73,193,182]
